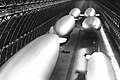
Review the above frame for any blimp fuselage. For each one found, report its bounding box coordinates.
[54,15,75,37]
[0,34,60,80]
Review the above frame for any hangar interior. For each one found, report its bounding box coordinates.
[0,0,120,80]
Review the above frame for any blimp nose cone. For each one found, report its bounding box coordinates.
[82,16,101,31]
[84,7,96,17]
[54,15,75,37]
[69,8,81,18]
[86,52,116,80]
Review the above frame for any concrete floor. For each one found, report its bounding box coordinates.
[50,27,80,80]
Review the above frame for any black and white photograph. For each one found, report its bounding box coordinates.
[0,0,120,80]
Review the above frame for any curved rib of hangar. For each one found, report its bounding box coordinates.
[0,0,120,80]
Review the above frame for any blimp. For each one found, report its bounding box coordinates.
[86,52,116,80]
[69,8,81,19]
[0,34,65,80]
[70,48,90,80]
[84,7,96,17]
[54,15,75,37]
[82,16,101,31]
